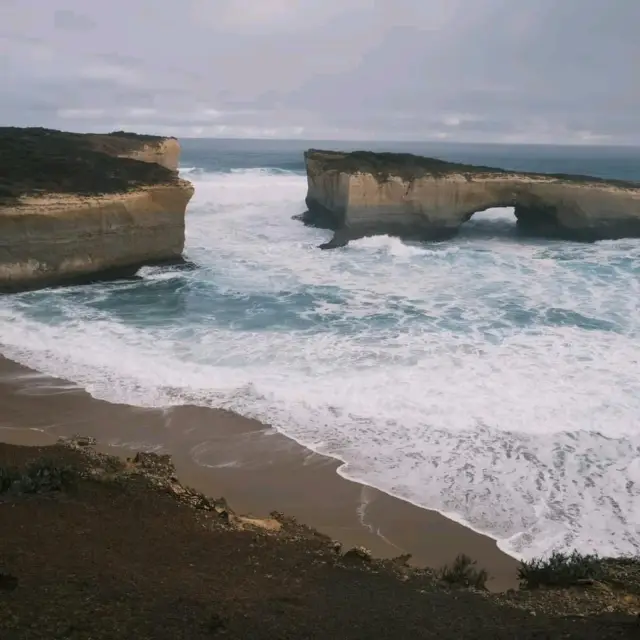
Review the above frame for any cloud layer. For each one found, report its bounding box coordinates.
[1,0,638,143]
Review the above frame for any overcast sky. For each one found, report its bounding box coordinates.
[1,0,638,144]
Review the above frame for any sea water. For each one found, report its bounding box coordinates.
[1,139,639,560]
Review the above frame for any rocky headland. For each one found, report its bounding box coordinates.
[300,149,640,248]
[0,127,194,292]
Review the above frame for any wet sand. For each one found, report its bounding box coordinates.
[0,354,519,590]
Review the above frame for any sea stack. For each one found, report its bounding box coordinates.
[0,127,194,292]
[300,149,640,248]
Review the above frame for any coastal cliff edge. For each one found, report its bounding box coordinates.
[0,127,194,292]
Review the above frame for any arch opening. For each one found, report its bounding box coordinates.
[458,201,568,241]
[457,206,518,239]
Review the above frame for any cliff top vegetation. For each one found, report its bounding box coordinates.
[0,127,178,205]
[305,149,639,187]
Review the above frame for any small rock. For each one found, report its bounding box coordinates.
[575,578,595,586]
[392,553,412,567]
[169,484,186,496]
[343,546,372,563]
[58,435,97,448]
[132,452,175,477]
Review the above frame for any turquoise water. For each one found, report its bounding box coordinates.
[1,140,639,560]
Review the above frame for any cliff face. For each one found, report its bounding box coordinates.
[0,183,193,291]
[302,150,640,247]
[0,127,194,292]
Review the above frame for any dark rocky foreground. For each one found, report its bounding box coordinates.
[0,441,638,639]
[0,127,178,205]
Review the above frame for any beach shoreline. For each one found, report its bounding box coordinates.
[0,353,519,591]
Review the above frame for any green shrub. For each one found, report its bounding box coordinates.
[0,466,20,493]
[518,550,604,589]
[437,554,489,590]
[0,460,76,495]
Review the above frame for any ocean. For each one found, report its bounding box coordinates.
[1,138,639,561]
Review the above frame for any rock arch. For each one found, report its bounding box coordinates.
[300,150,640,248]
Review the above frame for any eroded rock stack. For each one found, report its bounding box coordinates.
[300,149,640,248]
[0,127,194,292]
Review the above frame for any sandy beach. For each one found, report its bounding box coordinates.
[0,354,519,590]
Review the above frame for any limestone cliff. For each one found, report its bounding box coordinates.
[0,127,194,292]
[301,149,640,248]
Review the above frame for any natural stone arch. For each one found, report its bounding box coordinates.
[300,150,640,248]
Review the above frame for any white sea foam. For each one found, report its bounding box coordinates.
[1,167,639,560]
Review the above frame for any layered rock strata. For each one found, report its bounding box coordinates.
[300,149,640,248]
[0,127,194,291]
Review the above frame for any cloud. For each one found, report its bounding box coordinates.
[191,0,376,34]
[0,0,638,143]
[53,9,95,31]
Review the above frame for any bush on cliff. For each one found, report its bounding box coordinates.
[108,130,169,141]
[518,550,605,589]
[0,459,76,494]
[437,554,489,590]
[0,126,177,204]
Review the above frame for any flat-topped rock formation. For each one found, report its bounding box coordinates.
[0,127,194,292]
[105,130,182,171]
[300,149,640,248]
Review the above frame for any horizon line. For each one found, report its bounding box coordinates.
[176,136,640,149]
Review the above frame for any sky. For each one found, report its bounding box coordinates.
[1,0,638,144]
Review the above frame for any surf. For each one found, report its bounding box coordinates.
[0,162,638,561]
